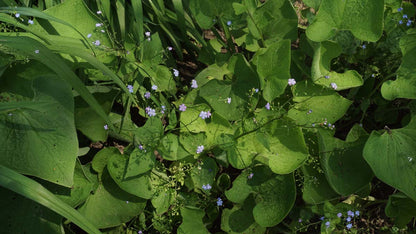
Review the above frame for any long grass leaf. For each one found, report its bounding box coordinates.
[115,0,125,41]
[0,165,101,234]
[131,0,144,43]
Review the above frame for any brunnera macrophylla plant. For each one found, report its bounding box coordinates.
[0,0,416,233]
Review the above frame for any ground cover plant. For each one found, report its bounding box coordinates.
[1,0,416,233]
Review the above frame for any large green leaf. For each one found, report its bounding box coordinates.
[254,39,291,102]
[177,207,209,234]
[107,151,154,199]
[188,0,236,29]
[125,148,155,178]
[363,104,416,201]
[225,166,296,227]
[0,75,77,187]
[190,157,218,192]
[258,119,308,174]
[77,169,147,229]
[311,41,363,90]
[157,133,191,161]
[301,164,339,204]
[318,126,373,196]
[0,165,101,234]
[381,31,416,100]
[385,192,416,228]
[75,87,118,142]
[133,117,163,148]
[221,195,266,234]
[34,0,113,62]
[306,0,384,42]
[288,81,352,126]
[0,187,63,234]
[250,0,298,41]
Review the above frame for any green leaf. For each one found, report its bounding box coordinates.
[381,31,416,100]
[125,148,155,178]
[0,165,101,234]
[301,164,339,204]
[221,195,266,234]
[260,119,308,174]
[191,157,218,192]
[250,0,298,41]
[75,88,118,142]
[225,166,296,227]
[0,187,63,233]
[77,169,146,229]
[42,162,98,208]
[0,75,77,187]
[195,63,229,88]
[133,117,163,147]
[107,152,154,199]
[92,147,119,175]
[306,0,384,42]
[157,133,191,161]
[226,132,259,169]
[151,189,174,215]
[177,207,209,234]
[363,103,416,201]
[254,39,291,102]
[318,126,373,196]
[303,0,321,9]
[385,192,416,228]
[311,41,363,90]
[180,104,209,133]
[179,132,207,156]
[288,81,352,126]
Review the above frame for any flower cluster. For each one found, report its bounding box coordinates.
[199,111,211,119]
[202,184,211,190]
[196,145,204,154]
[145,107,156,117]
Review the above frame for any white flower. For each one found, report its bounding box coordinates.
[28,19,34,25]
[173,68,179,77]
[97,10,102,14]
[145,31,151,37]
[191,79,198,89]
[95,23,103,27]
[151,85,158,91]
[196,145,204,154]
[15,13,20,18]
[87,33,92,38]
[34,50,39,54]
[330,82,338,90]
[288,78,296,86]
[167,46,173,51]
[227,97,231,104]
[199,111,211,119]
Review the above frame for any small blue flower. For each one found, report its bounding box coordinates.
[167,46,173,51]
[97,10,102,15]
[196,145,204,154]
[179,104,187,112]
[325,221,330,227]
[28,19,34,25]
[399,20,403,25]
[346,223,352,229]
[93,40,101,46]
[255,88,259,93]
[324,75,330,79]
[202,184,211,190]
[151,85,158,91]
[307,109,312,114]
[355,211,360,216]
[288,78,296,86]
[330,82,338,90]
[87,33,92,38]
[104,124,108,130]
[337,212,342,218]
[217,197,223,206]
[145,107,156,117]
[248,173,254,179]
[138,231,143,234]
[15,13,20,18]
[144,92,151,99]
[199,111,211,119]
[347,210,354,217]
[265,102,271,110]
[312,123,316,127]
[298,218,302,223]
[320,216,325,221]
[407,20,412,27]
[34,50,39,54]
[361,44,366,49]
[227,97,231,104]
[346,217,351,222]
[403,14,408,19]
[227,21,232,26]
[145,31,151,37]
[96,23,103,27]
[398,7,403,12]
[127,85,134,93]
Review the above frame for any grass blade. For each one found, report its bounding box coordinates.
[0,165,101,234]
